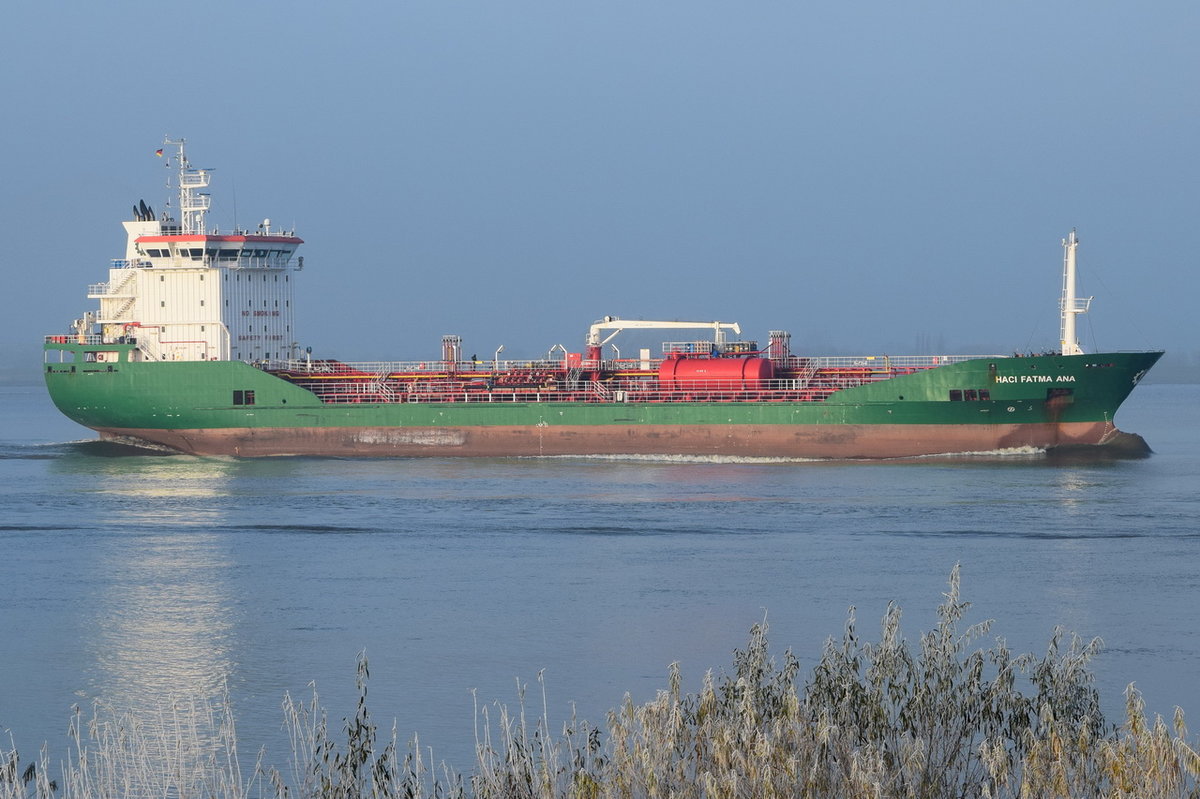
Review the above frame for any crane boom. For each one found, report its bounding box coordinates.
[586,317,741,347]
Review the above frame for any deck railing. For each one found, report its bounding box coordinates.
[275,359,1001,406]
[263,353,993,377]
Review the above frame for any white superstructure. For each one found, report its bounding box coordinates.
[86,137,303,362]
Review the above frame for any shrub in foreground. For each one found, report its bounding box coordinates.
[4,567,1199,798]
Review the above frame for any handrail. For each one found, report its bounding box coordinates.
[262,353,998,376]
[105,255,299,270]
[273,362,985,407]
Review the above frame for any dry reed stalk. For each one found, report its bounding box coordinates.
[4,569,1199,799]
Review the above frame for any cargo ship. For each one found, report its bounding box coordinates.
[44,139,1162,458]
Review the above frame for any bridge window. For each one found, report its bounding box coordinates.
[233,390,256,406]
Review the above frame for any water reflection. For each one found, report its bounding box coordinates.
[88,530,236,700]
[52,454,243,774]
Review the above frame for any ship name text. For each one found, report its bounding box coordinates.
[993,374,1076,384]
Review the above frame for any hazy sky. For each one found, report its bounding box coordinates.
[2,1,1196,368]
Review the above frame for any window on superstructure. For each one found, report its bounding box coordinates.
[964,389,978,401]
[949,390,963,401]
[979,389,990,400]
[232,390,256,406]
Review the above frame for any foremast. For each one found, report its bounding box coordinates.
[1059,229,1093,356]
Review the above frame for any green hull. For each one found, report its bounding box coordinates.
[43,344,1162,458]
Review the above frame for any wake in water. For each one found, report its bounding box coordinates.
[533,448,1054,464]
[0,440,1150,465]
[531,452,828,464]
[0,439,178,459]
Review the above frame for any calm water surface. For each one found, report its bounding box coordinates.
[1,380,1198,772]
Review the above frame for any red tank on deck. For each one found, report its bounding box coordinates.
[658,354,775,389]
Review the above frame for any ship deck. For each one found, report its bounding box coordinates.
[261,354,995,406]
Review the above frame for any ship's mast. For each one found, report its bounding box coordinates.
[1059,229,1093,356]
[164,137,212,234]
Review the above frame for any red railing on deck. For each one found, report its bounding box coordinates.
[261,354,992,406]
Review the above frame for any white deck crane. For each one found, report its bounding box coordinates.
[584,317,742,364]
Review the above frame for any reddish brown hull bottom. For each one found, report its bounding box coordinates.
[96,421,1129,459]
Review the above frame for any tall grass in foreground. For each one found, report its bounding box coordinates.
[5,567,1199,798]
